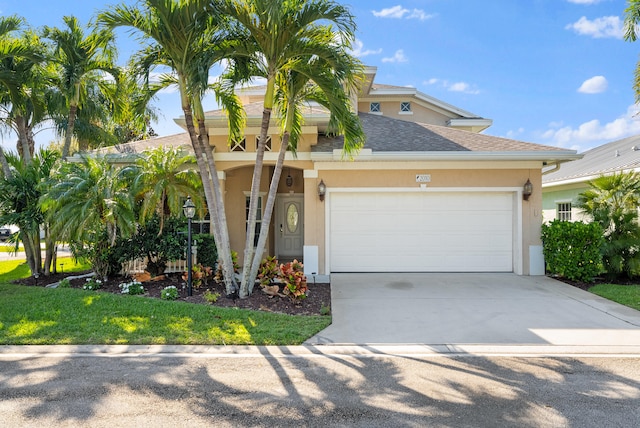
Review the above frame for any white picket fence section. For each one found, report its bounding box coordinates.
[121,257,196,275]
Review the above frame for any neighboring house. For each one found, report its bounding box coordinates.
[542,134,640,223]
[98,66,580,276]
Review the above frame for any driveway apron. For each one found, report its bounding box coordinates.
[307,273,640,346]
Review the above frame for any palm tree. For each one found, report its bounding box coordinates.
[624,1,640,101]
[0,149,59,275]
[41,155,136,280]
[129,146,203,234]
[0,27,51,165]
[43,16,119,159]
[220,0,362,297]
[98,0,243,295]
[577,172,640,278]
[245,58,365,295]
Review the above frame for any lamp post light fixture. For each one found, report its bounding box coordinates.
[33,272,39,287]
[183,196,196,296]
[523,179,533,201]
[318,179,326,201]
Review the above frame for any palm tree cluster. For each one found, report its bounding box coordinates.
[577,173,640,278]
[1,0,365,296]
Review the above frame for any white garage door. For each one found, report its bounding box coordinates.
[329,191,514,272]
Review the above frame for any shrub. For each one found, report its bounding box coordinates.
[194,234,217,271]
[112,216,187,277]
[541,220,604,282]
[215,250,239,282]
[83,277,102,290]
[182,263,213,289]
[258,256,279,287]
[203,289,220,303]
[57,278,71,288]
[161,286,179,300]
[280,259,308,300]
[119,280,145,295]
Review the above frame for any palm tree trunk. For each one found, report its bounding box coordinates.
[183,107,236,295]
[248,130,290,294]
[15,116,32,165]
[62,103,78,159]
[196,117,238,294]
[0,146,12,178]
[239,105,272,298]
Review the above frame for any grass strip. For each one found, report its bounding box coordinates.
[0,283,330,345]
[589,284,640,311]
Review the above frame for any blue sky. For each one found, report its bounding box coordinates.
[1,0,638,153]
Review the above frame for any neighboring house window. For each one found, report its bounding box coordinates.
[557,202,572,221]
[246,195,263,247]
[256,135,272,151]
[400,102,412,113]
[231,137,246,152]
[370,102,381,113]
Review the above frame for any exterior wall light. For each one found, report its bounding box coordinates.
[182,196,196,296]
[286,169,293,187]
[523,179,533,201]
[318,179,326,201]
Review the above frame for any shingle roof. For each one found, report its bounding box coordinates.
[93,133,193,155]
[312,113,567,153]
[543,134,640,184]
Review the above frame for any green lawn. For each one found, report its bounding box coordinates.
[0,259,330,345]
[589,284,640,311]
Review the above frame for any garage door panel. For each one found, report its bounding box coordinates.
[329,191,513,272]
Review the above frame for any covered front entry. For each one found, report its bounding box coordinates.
[328,190,515,272]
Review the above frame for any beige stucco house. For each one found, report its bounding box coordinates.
[104,66,580,276]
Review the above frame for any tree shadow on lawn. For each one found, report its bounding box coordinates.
[1,347,639,427]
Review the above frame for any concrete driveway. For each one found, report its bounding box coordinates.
[307,273,640,348]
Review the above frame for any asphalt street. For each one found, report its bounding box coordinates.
[1,347,639,427]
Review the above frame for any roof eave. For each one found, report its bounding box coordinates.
[311,150,582,162]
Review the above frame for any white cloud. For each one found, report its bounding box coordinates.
[425,78,480,94]
[541,104,640,151]
[578,75,608,93]
[565,16,623,39]
[372,5,434,21]
[350,39,382,57]
[382,49,408,63]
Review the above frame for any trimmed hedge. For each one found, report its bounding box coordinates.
[194,233,217,269]
[541,220,604,282]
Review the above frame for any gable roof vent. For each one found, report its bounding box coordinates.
[615,150,620,157]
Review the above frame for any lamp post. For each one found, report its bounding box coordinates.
[183,196,196,296]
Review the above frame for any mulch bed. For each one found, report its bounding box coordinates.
[14,271,331,316]
[552,275,639,291]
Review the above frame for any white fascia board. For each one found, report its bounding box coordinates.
[542,166,640,188]
[311,150,582,163]
[214,152,313,162]
[447,118,494,128]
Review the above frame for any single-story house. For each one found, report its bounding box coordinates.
[100,66,580,276]
[542,134,640,223]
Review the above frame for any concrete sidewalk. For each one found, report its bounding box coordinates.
[307,273,640,348]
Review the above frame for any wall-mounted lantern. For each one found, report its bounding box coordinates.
[523,179,533,201]
[318,179,326,202]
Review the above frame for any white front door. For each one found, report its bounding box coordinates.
[276,195,304,259]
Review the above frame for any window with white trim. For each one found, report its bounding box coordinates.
[557,202,572,221]
[230,137,246,152]
[256,135,272,151]
[400,101,411,113]
[369,102,381,113]
[245,195,263,247]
